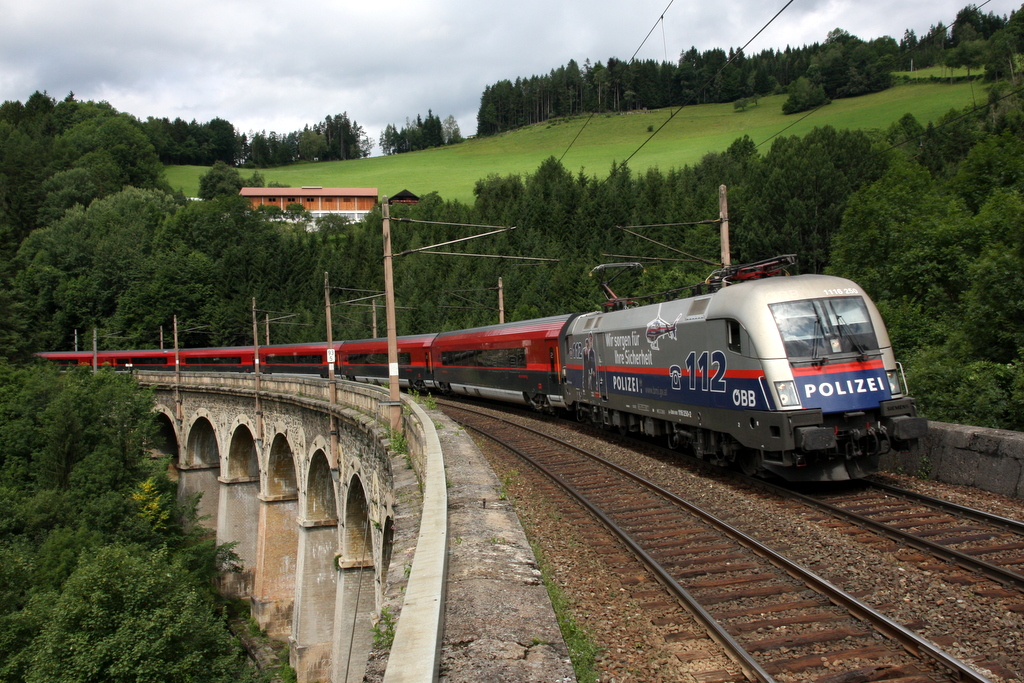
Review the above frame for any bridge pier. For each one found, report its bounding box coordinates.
[292,520,339,682]
[178,464,221,532]
[253,495,299,638]
[216,477,260,598]
[333,563,377,683]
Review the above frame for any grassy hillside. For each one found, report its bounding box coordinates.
[164,81,982,203]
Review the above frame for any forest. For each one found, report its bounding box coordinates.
[2,74,1023,430]
[139,110,374,167]
[2,6,1024,678]
[378,110,464,155]
[475,4,1016,134]
[0,365,258,682]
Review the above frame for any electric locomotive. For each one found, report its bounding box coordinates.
[562,266,926,481]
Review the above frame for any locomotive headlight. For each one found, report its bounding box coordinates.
[774,380,801,407]
[886,370,902,396]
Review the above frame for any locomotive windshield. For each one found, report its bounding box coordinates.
[769,296,879,360]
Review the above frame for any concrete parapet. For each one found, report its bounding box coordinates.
[383,397,448,683]
[881,421,1024,498]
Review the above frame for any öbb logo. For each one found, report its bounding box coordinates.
[732,389,757,407]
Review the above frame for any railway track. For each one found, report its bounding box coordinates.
[442,401,995,683]
[553,402,1024,599]
[761,480,1024,593]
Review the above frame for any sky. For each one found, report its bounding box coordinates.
[0,0,1018,152]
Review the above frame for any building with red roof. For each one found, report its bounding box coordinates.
[240,187,378,221]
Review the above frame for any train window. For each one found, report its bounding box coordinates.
[117,358,130,365]
[265,354,322,364]
[770,297,879,359]
[185,356,242,365]
[348,353,384,364]
[441,349,474,366]
[727,321,741,353]
[441,347,526,368]
[347,353,411,365]
[132,357,168,365]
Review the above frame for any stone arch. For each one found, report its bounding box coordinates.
[186,415,219,468]
[305,449,337,523]
[227,423,259,480]
[344,474,372,563]
[266,432,298,498]
[152,409,180,482]
[180,415,221,532]
[152,409,179,458]
[380,515,395,588]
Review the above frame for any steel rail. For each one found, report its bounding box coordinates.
[866,480,1024,536]
[453,414,775,683]
[749,478,1024,592]
[586,411,1024,594]
[447,396,1024,591]
[446,403,994,683]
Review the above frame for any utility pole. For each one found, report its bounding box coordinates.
[498,277,505,324]
[324,272,339,469]
[159,325,164,350]
[252,299,264,444]
[265,314,271,346]
[719,184,731,266]
[92,328,98,372]
[173,316,182,425]
[382,198,402,432]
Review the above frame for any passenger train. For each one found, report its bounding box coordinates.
[38,257,927,482]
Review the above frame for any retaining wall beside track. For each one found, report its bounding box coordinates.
[881,421,1024,499]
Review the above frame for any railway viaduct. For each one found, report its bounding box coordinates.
[136,370,446,683]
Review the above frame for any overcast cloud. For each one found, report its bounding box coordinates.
[1,0,1018,151]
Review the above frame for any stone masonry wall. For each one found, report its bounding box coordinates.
[881,421,1024,499]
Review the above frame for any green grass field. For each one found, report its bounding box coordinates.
[893,65,978,80]
[164,81,983,203]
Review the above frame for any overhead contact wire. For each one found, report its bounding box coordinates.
[559,0,677,163]
[630,0,676,63]
[619,0,796,167]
